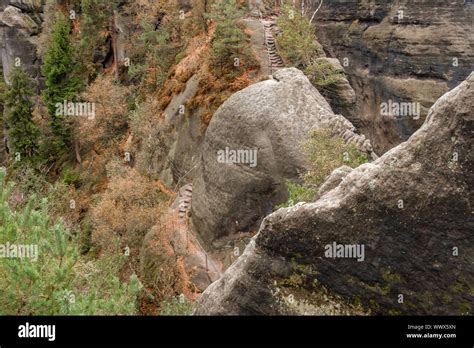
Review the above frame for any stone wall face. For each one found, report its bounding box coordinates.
[0,0,43,84]
[303,0,474,154]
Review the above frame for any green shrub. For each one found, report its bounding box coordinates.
[207,0,247,74]
[127,3,185,92]
[276,5,324,68]
[277,181,316,209]
[67,247,142,315]
[61,166,81,187]
[305,59,346,88]
[277,129,368,208]
[160,295,193,316]
[303,129,368,189]
[9,165,49,200]
[78,0,117,82]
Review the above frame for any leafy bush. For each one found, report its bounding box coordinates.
[139,215,193,310]
[160,295,193,315]
[9,165,49,200]
[303,129,368,189]
[90,162,167,254]
[277,181,316,209]
[305,59,346,88]
[0,170,141,315]
[61,166,81,187]
[67,247,142,315]
[276,5,324,68]
[277,129,368,208]
[78,75,132,148]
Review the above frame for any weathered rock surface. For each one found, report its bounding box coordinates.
[191,68,375,245]
[130,73,204,189]
[0,1,43,83]
[5,0,42,12]
[307,0,474,153]
[0,5,37,32]
[160,75,203,186]
[316,165,352,199]
[194,72,474,315]
[312,57,357,119]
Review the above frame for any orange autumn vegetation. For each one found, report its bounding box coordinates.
[139,213,196,313]
[79,74,132,149]
[90,163,168,256]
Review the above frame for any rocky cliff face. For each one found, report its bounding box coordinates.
[0,0,43,84]
[194,72,474,315]
[191,68,375,245]
[308,0,474,154]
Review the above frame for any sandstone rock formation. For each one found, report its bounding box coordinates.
[308,0,474,153]
[0,1,43,83]
[194,72,474,315]
[311,57,357,120]
[191,68,375,245]
[316,165,352,199]
[248,0,266,17]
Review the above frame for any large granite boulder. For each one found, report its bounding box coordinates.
[194,72,474,315]
[191,68,375,245]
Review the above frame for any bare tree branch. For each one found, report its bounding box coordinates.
[310,0,323,23]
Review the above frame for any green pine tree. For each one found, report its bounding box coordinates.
[42,14,80,154]
[4,66,39,162]
[207,0,246,73]
[0,170,142,315]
